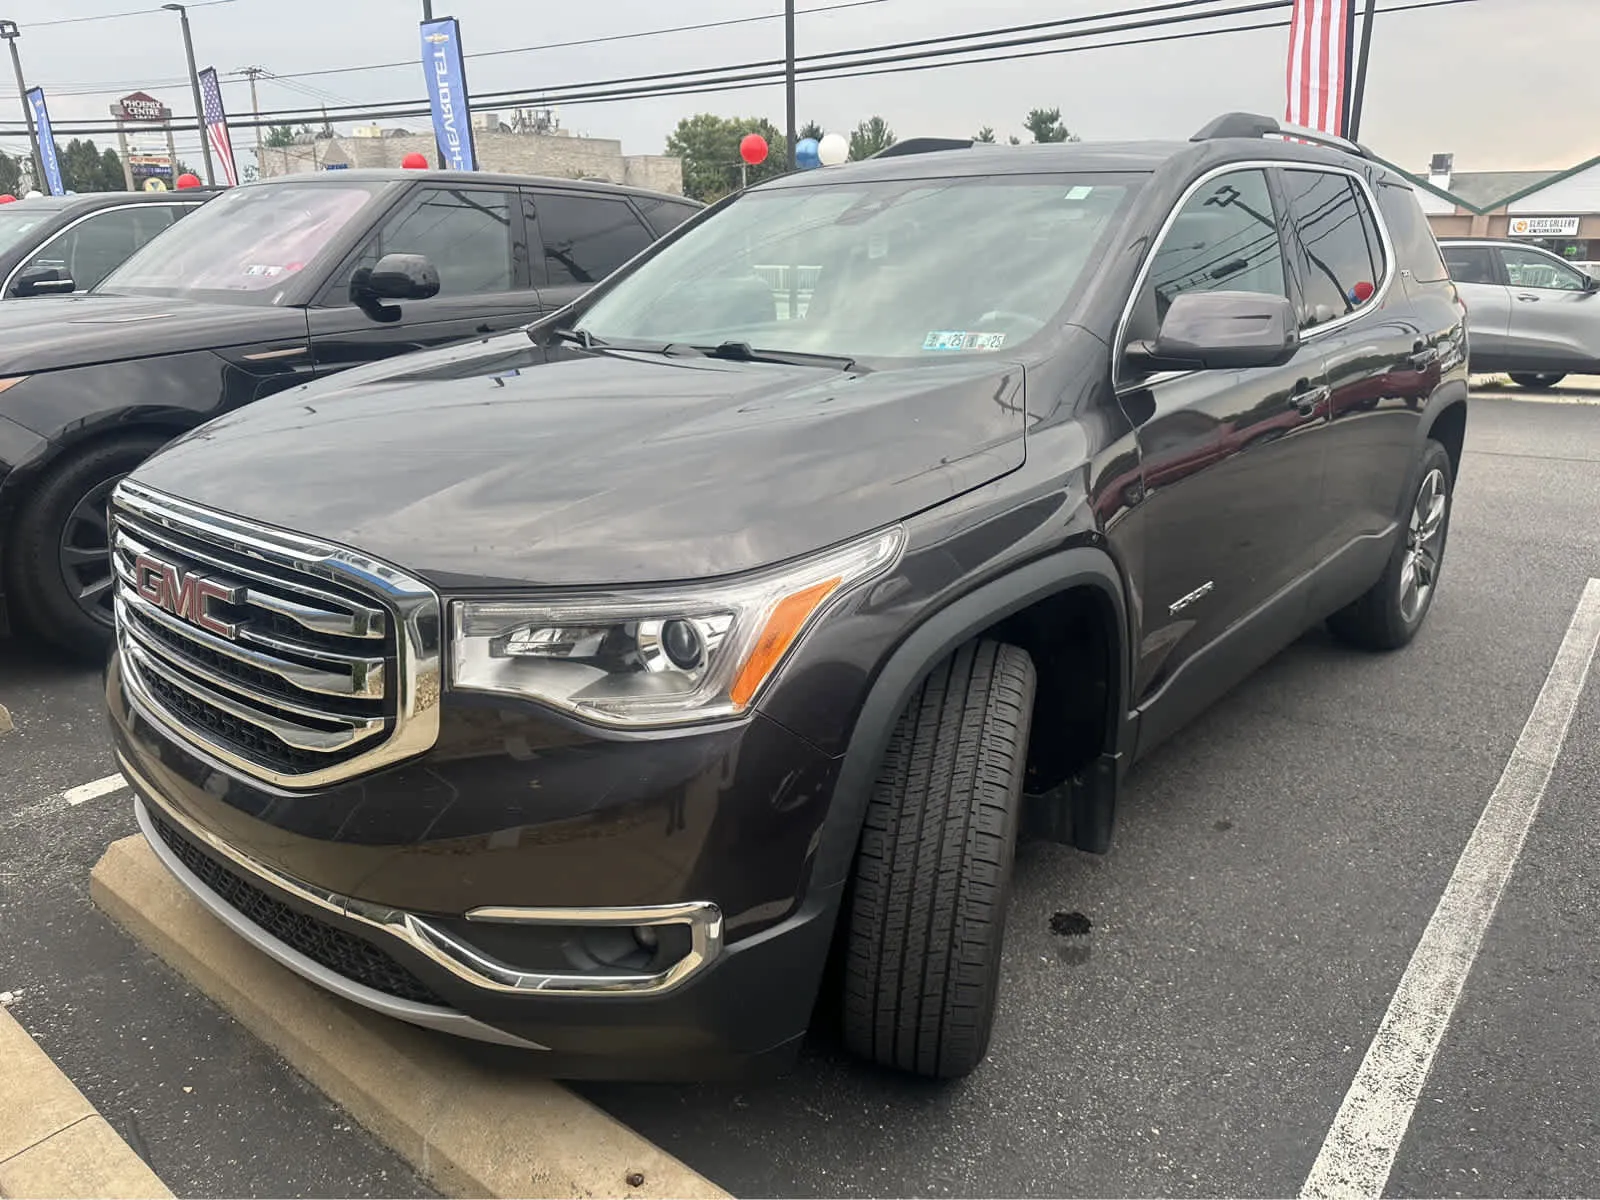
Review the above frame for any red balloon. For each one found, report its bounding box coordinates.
[739,134,768,166]
[1352,279,1375,303]
[176,173,202,189]
[0,194,14,204]
[401,152,429,170]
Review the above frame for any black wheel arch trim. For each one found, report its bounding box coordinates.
[813,543,1135,892]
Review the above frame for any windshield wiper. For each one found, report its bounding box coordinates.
[692,341,860,372]
[549,326,605,350]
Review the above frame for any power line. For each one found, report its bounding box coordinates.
[25,0,235,28]
[0,0,1501,137]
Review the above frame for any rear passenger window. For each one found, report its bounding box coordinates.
[1141,168,1288,335]
[536,193,654,286]
[633,195,701,237]
[1281,170,1387,328]
[1441,245,1497,285]
[1376,181,1449,283]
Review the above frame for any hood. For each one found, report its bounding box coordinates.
[134,335,1027,588]
[0,292,309,375]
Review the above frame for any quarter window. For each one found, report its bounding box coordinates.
[347,187,516,297]
[535,193,654,286]
[1140,168,1288,336]
[1499,247,1589,291]
[1282,170,1387,328]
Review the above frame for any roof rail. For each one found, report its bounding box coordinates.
[871,137,975,158]
[1190,111,1370,159]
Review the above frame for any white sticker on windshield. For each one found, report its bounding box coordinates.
[1065,185,1094,200]
[923,331,1007,352]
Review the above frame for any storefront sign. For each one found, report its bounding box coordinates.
[1509,216,1581,237]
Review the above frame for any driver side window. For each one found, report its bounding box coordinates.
[1499,247,1588,292]
[340,186,517,301]
[1139,169,1288,339]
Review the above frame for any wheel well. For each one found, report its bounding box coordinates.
[1428,400,1467,481]
[983,585,1119,798]
[0,422,187,535]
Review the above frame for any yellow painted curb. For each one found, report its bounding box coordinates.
[0,1008,172,1199]
[92,833,731,1200]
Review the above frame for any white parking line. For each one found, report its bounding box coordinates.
[0,774,130,832]
[61,774,128,807]
[1301,577,1600,1200]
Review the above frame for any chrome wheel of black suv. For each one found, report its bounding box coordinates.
[6,436,167,657]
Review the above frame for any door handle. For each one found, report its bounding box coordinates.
[1289,384,1329,416]
[1516,293,1542,302]
[1409,343,1440,369]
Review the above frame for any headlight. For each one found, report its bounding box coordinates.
[450,527,905,728]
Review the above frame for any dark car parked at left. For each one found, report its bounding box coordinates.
[0,168,702,654]
[0,189,218,299]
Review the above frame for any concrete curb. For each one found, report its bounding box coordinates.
[91,833,731,1200]
[0,1008,173,1200]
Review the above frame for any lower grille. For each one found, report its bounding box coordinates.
[148,811,445,1007]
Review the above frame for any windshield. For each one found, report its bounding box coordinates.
[97,181,388,304]
[576,173,1139,362]
[0,208,56,255]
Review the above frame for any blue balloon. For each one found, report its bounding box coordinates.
[796,137,821,169]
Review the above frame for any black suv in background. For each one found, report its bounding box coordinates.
[0,190,220,299]
[0,169,700,651]
[107,114,1467,1080]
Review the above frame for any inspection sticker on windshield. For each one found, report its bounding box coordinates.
[923,331,1007,352]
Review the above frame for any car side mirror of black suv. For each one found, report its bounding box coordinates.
[1127,290,1299,373]
[351,253,442,308]
[13,265,76,297]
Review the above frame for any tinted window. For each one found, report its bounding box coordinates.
[1141,169,1287,333]
[1282,170,1386,328]
[26,206,179,292]
[1376,181,1449,282]
[634,195,701,236]
[1500,247,1589,291]
[1441,245,1497,285]
[349,187,516,297]
[536,193,653,286]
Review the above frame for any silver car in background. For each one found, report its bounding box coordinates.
[1439,238,1600,388]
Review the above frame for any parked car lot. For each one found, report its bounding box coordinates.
[3,390,1597,1196]
[0,169,701,655]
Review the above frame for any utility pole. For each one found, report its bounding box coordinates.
[162,3,215,186]
[422,0,433,19]
[233,65,267,165]
[0,21,43,193]
[1347,0,1379,143]
[783,0,797,170]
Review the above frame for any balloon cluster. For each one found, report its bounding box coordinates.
[796,133,848,169]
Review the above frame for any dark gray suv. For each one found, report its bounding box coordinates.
[106,113,1468,1080]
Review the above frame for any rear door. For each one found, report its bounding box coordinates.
[1115,165,1331,743]
[306,181,538,373]
[1440,243,1513,365]
[1496,244,1600,370]
[526,188,657,316]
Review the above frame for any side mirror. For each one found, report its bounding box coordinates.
[13,265,76,297]
[1583,272,1599,294]
[351,253,441,305]
[1127,290,1299,373]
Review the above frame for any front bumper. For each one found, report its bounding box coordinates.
[110,654,849,1079]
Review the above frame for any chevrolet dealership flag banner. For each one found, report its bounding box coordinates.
[25,88,65,195]
[1285,0,1353,135]
[199,68,240,187]
[420,17,477,171]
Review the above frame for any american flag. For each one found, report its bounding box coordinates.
[1285,0,1353,136]
[198,67,239,187]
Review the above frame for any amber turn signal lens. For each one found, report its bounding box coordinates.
[729,576,842,708]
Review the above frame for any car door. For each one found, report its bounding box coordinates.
[1114,165,1331,745]
[1440,243,1513,365]
[1496,244,1600,370]
[305,182,538,373]
[526,188,658,316]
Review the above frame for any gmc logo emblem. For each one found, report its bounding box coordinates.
[133,554,240,639]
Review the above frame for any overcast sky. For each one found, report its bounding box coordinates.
[0,0,1591,175]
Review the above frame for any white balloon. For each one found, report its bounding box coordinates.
[24,189,42,198]
[818,132,849,166]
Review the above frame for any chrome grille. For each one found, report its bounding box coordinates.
[111,480,441,789]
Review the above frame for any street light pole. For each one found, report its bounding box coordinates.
[783,0,796,170]
[0,21,44,193]
[163,3,215,185]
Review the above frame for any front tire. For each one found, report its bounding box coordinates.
[841,638,1036,1079]
[1327,439,1453,652]
[1509,372,1566,390]
[5,436,169,658]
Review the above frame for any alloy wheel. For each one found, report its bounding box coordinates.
[1399,467,1447,623]
[57,475,122,628]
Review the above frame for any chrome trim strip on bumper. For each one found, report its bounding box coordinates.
[119,750,725,999]
[132,795,548,1050]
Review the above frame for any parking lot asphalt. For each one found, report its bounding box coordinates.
[1,385,1596,1198]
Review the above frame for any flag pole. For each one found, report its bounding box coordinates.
[1348,0,1379,142]
[1341,0,1358,134]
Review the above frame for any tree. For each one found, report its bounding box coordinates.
[1024,107,1079,144]
[0,151,21,195]
[263,123,310,148]
[799,120,825,141]
[848,115,896,160]
[1008,135,1022,145]
[665,113,786,203]
[58,139,125,192]
[974,125,997,143]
